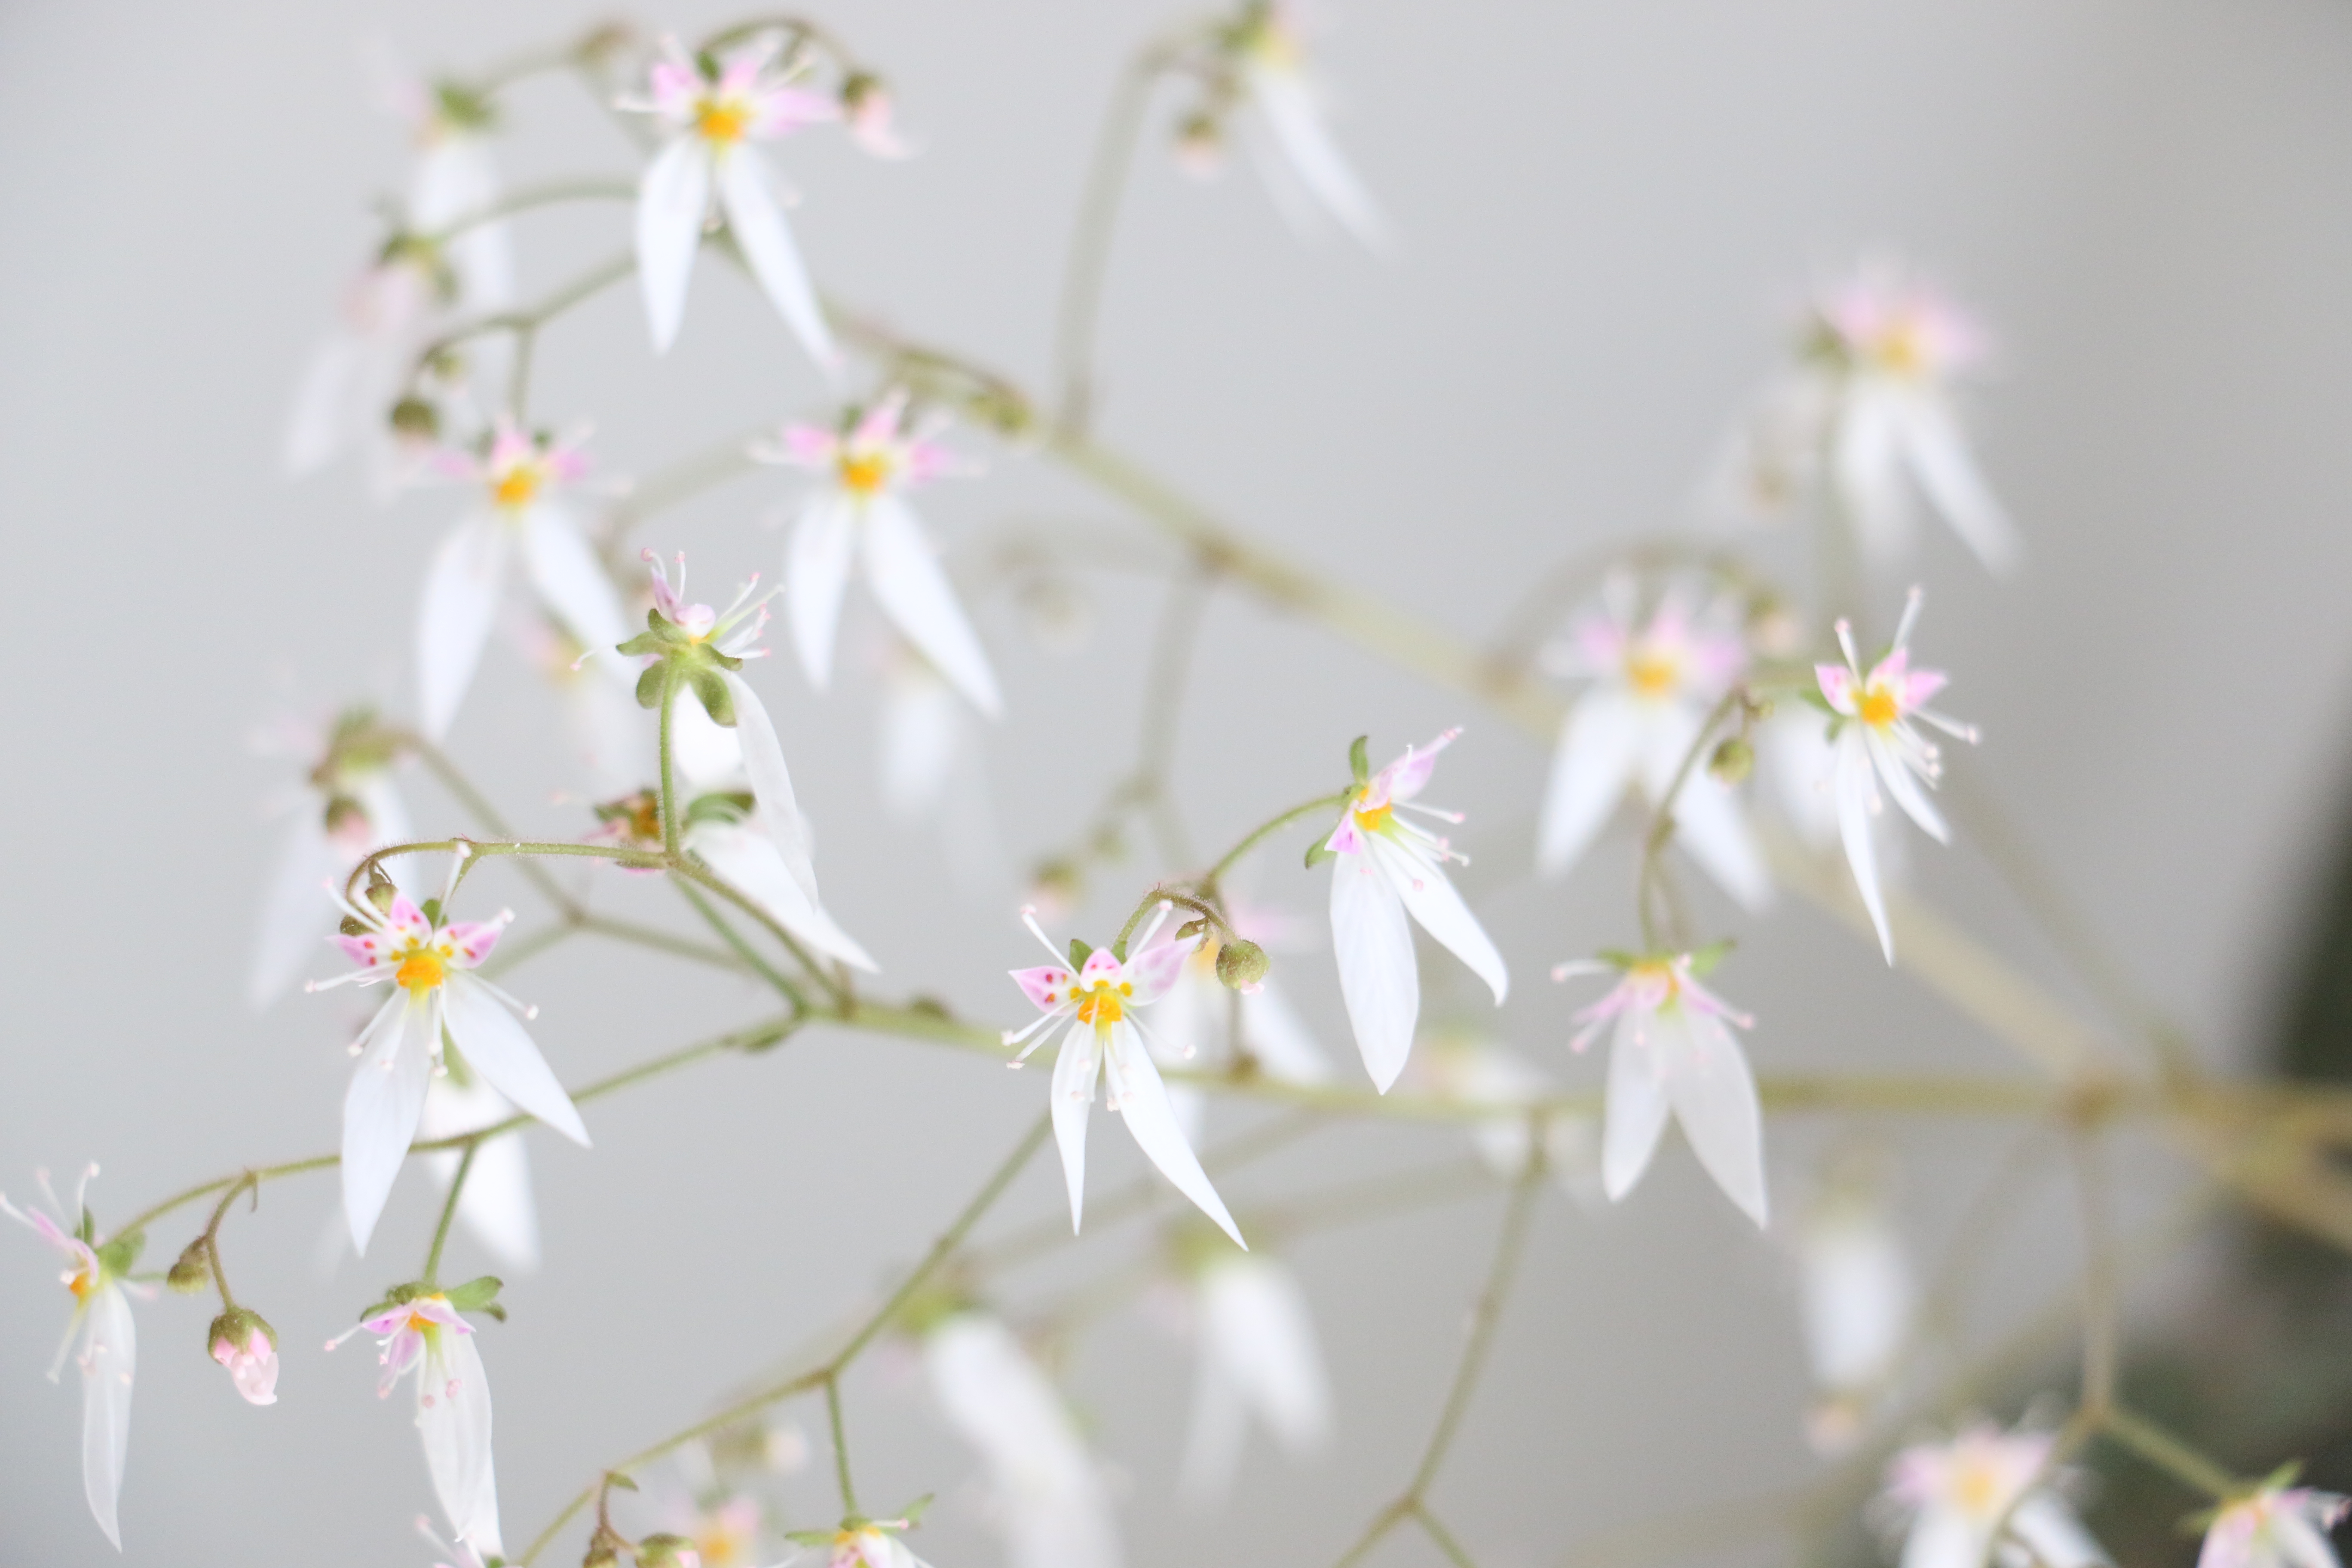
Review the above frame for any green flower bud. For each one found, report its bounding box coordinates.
[634,1533,696,1568]
[389,396,441,443]
[206,1305,277,1354]
[1214,938,1270,992]
[1706,737,1754,785]
[167,1239,212,1295]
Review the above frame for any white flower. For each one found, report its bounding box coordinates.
[417,1075,539,1273]
[1322,731,1509,1092]
[1537,581,1770,910]
[282,244,445,493]
[925,1311,1122,1568]
[1880,1422,2107,1568]
[416,420,630,741]
[1405,1031,1597,1194]
[1179,1254,1330,1502]
[625,35,839,365]
[2200,1485,2351,1568]
[309,855,590,1253]
[252,708,413,1009]
[1005,907,1244,1246]
[755,391,1002,717]
[332,1294,503,1555]
[824,1520,935,1568]
[1814,588,1977,962]
[1797,1158,1914,1452]
[1558,952,1767,1225]
[415,1513,491,1568]
[1221,1,1390,249]
[3,1166,139,1548]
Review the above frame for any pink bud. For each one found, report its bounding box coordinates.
[211,1326,280,1406]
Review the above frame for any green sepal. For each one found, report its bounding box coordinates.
[1303,837,1337,870]
[784,1531,835,1548]
[684,791,754,827]
[1174,918,1210,943]
[420,897,443,926]
[899,1493,934,1526]
[688,666,736,727]
[207,1305,278,1352]
[605,1471,639,1492]
[442,1274,504,1313]
[431,79,498,132]
[634,663,668,710]
[1594,948,1641,971]
[1067,937,1094,970]
[1798,686,1837,716]
[1686,939,1735,977]
[95,1231,144,1280]
[1348,735,1370,785]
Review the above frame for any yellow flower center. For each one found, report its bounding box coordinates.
[493,464,543,510]
[1859,685,1899,729]
[1073,979,1132,1032]
[1951,1458,2003,1516]
[1626,650,1678,698]
[698,100,750,143]
[67,1265,92,1305]
[1353,798,1394,836]
[1873,319,1929,377]
[840,452,890,495]
[395,950,447,993]
[700,1530,746,1566]
[1630,959,1681,1007]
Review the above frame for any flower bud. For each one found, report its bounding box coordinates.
[634,1532,701,1568]
[207,1308,280,1406]
[166,1238,212,1294]
[389,395,441,443]
[1214,938,1270,993]
[1174,112,1226,178]
[1707,737,1754,785]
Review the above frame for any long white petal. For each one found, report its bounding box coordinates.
[1177,1344,1250,1504]
[1660,1011,1768,1226]
[284,333,359,474]
[861,495,1003,717]
[924,1314,1094,1494]
[1537,692,1641,877]
[1203,1259,1328,1450]
[1329,849,1418,1092]
[251,809,335,1008]
[418,514,511,741]
[2009,1496,2108,1568]
[1601,1011,1672,1202]
[1108,1026,1243,1246]
[1239,980,1329,1084]
[1249,70,1390,251]
[521,503,628,655]
[420,1327,502,1557]
[1866,729,1949,844]
[1834,386,1915,562]
[442,978,588,1146]
[715,146,838,369]
[786,492,858,691]
[1801,1213,1911,1390]
[1902,1511,1990,1568]
[1898,394,2020,572]
[879,668,964,820]
[669,688,746,790]
[1833,730,1894,962]
[637,138,710,353]
[80,1286,135,1549]
[1049,1025,1100,1234]
[343,994,434,1254]
[719,674,819,901]
[1367,833,1507,1004]
[689,821,878,971]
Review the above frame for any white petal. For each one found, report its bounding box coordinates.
[1834,386,1916,562]
[636,138,710,353]
[1801,1215,1911,1391]
[2009,1497,2108,1568]
[442,977,588,1146]
[521,504,628,655]
[250,809,334,1009]
[1866,729,1949,844]
[1107,1026,1243,1246]
[1903,1511,1991,1568]
[1049,1025,1100,1234]
[80,1286,135,1550]
[1537,692,1640,877]
[1601,1011,1672,1203]
[1766,711,1840,847]
[1367,833,1507,1004]
[1177,1344,1250,1505]
[283,333,359,474]
[1249,70,1390,251]
[719,674,820,901]
[1640,707,1771,911]
[1660,1011,1768,1226]
[669,689,745,790]
[861,495,1003,717]
[1833,731,1895,962]
[689,820,878,971]
[420,1328,503,1556]
[714,146,838,369]
[924,1314,1093,1492]
[1238,981,1330,1084]
[418,514,511,741]
[343,994,435,1254]
[1898,394,2020,572]
[421,1080,539,1272]
[786,493,858,691]
[879,669,964,820]
[1329,849,1418,1092]
[1202,1259,1328,1451]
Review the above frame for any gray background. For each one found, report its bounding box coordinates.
[3,0,2349,1563]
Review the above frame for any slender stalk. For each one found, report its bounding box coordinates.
[674,878,808,1009]
[1406,1164,1544,1498]
[422,1141,480,1287]
[1202,789,1354,892]
[658,673,683,859]
[397,730,578,914]
[2068,1127,2119,1414]
[2099,1406,2245,1501]
[1416,1504,1484,1568]
[825,1376,859,1516]
[1636,687,1743,949]
[420,177,637,245]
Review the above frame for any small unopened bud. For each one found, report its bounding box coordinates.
[166,1238,212,1295]
[389,395,440,443]
[635,1532,701,1568]
[1174,112,1225,178]
[1215,938,1270,993]
[1706,737,1754,785]
[207,1308,280,1406]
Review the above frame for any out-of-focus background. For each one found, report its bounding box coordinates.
[5,0,2352,1562]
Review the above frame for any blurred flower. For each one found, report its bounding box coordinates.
[332,1293,502,1554]
[1179,1252,1330,1502]
[925,1311,1121,1568]
[1005,907,1243,1246]
[2199,1485,2350,1568]
[625,35,838,364]
[309,857,590,1253]
[822,1519,934,1568]
[840,72,914,159]
[1146,897,1331,1144]
[371,49,514,327]
[1558,951,1766,1225]
[1323,730,1508,1093]
[251,707,412,1009]
[1797,1152,1913,1452]
[282,244,448,493]
[1879,1422,2105,1568]
[417,419,628,741]
[756,391,1001,716]
[3,1166,140,1548]
[1814,588,1976,962]
[1405,1030,1598,1196]
[1218,1,1389,249]
[1537,579,1769,909]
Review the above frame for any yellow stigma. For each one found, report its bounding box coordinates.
[1859,685,1899,729]
[395,950,447,993]
[1630,957,1681,1006]
[1073,979,1131,1032]
[1874,318,1929,377]
[1353,790,1394,836]
[840,452,890,495]
[697,100,749,143]
[1625,650,1678,698]
[67,1266,92,1305]
[1951,1458,2002,1516]
[492,465,542,510]
[700,1531,745,1566]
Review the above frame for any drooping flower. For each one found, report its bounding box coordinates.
[251,707,413,1009]
[925,1310,1122,1568]
[1178,1251,1330,1502]
[638,551,879,972]
[282,241,449,493]
[332,1292,503,1555]
[309,854,590,1253]
[2199,1484,2350,1568]
[208,1312,281,1407]
[3,1166,141,1547]
[1721,260,2017,571]
[418,1074,540,1272]
[1214,1,1390,249]
[1537,580,1770,909]
[416,419,630,740]
[1557,950,1766,1225]
[371,53,514,326]
[1797,1154,1914,1452]
[1322,731,1509,1093]
[755,391,1001,717]
[816,1518,935,1568]
[840,72,914,159]
[625,35,839,364]
[1004,907,1243,1246]
[1814,588,1977,962]
[1879,1422,2107,1568]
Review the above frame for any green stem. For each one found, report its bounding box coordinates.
[346,837,657,905]
[396,731,578,914]
[421,177,637,245]
[1636,688,1743,950]
[825,1376,859,1516]
[1415,1504,1484,1568]
[1201,789,1354,893]
[2099,1406,2245,1501]
[1406,1164,1544,1498]
[674,878,808,1009]
[658,672,683,860]
[423,1141,480,1287]
[1052,40,1182,432]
